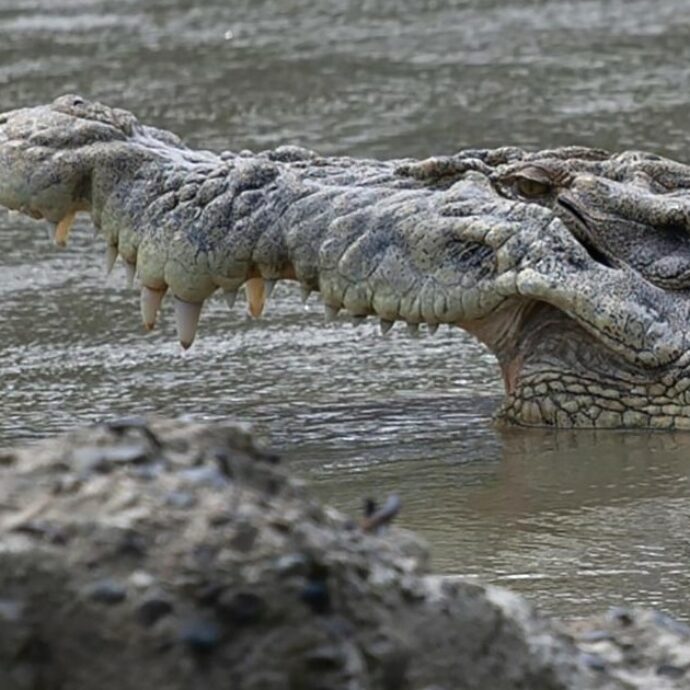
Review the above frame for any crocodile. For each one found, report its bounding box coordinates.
[2,94,690,429]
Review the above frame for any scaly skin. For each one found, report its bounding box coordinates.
[2,95,690,429]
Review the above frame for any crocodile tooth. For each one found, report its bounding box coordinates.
[380,319,394,335]
[125,261,136,288]
[324,305,339,322]
[174,297,203,349]
[141,286,166,331]
[245,278,265,318]
[427,323,439,336]
[264,279,276,301]
[352,315,366,327]
[223,289,237,309]
[406,322,420,336]
[105,245,118,275]
[301,286,312,304]
[53,210,76,247]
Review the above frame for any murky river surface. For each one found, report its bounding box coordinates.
[2,0,690,620]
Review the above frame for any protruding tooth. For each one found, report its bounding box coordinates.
[124,261,136,288]
[352,315,366,327]
[245,278,265,318]
[174,297,203,349]
[428,323,439,335]
[105,244,118,276]
[224,289,238,309]
[406,322,420,336]
[141,286,167,331]
[380,319,394,335]
[53,210,76,247]
[301,286,312,304]
[324,305,339,322]
[264,279,276,300]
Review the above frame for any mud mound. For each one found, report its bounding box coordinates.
[0,419,685,689]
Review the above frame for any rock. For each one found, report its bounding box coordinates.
[0,418,686,689]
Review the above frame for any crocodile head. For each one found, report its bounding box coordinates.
[2,95,690,429]
[470,150,690,426]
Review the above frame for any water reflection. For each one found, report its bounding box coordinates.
[296,429,690,620]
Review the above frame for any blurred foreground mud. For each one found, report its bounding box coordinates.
[0,419,686,690]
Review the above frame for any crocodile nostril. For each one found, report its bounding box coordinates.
[557,197,588,227]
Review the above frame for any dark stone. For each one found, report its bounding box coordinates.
[0,451,16,466]
[218,591,265,625]
[196,583,225,606]
[208,512,233,527]
[300,579,331,615]
[106,417,163,449]
[117,530,147,558]
[137,595,174,627]
[212,449,233,477]
[106,416,150,431]
[608,607,634,626]
[581,652,607,672]
[14,520,69,545]
[656,664,686,678]
[230,523,258,552]
[304,645,343,671]
[85,579,127,605]
[179,620,222,653]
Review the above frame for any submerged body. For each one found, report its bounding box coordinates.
[2,95,690,428]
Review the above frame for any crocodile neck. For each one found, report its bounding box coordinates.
[496,304,690,429]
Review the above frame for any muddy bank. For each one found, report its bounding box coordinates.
[0,419,686,689]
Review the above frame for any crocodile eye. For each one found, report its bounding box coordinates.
[516,177,551,198]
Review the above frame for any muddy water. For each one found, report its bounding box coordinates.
[2,0,690,620]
